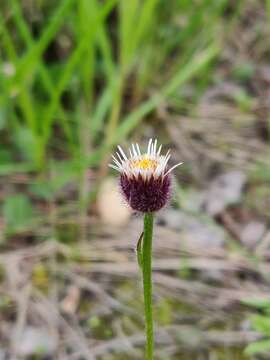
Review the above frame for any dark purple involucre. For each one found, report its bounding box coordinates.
[120,174,172,213]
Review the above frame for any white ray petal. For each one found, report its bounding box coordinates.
[117,145,128,160]
[116,151,124,163]
[163,154,171,166]
[112,155,122,167]
[164,162,183,177]
[147,138,152,155]
[150,141,154,156]
[108,164,121,172]
[132,143,138,157]
[157,144,162,155]
[153,139,157,155]
[163,150,171,165]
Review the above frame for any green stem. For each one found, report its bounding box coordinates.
[142,212,154,360]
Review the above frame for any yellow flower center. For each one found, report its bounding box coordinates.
[131,158,158,170]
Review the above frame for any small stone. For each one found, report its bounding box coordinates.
[16,326,57,357]
[158,209,225,249]
[186,220,225,249]
[204,171,247,216]
[180,190,205,213]
[97,177,131,227]
[240,221,267,249]
[157,209,183,230]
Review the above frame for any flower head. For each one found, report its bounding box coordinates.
[109,139,182,213]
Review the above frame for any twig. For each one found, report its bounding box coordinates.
[10,284,32,358]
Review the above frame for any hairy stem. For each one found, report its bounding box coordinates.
[142,212,154,359]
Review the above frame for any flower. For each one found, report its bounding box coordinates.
[109,139,182,213]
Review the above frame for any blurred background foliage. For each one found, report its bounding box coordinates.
[0,0,233,224]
